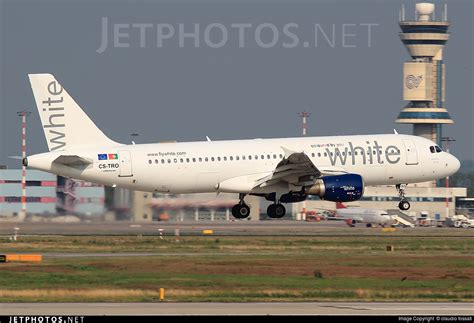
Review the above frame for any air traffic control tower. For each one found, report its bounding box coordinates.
[396,3,452,146]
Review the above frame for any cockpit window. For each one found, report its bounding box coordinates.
[430,146,435,153]
[435,145,442,153]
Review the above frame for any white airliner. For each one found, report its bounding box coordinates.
[24,74,460,219]
[332,202,394,227]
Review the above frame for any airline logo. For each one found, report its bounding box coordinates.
[98,153,118,160]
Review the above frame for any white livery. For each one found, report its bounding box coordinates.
[25,74,461,219]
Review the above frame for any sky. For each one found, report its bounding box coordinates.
[0,0,473,168]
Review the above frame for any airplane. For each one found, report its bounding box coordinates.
[331,202,394,227]
[24,74,461,219]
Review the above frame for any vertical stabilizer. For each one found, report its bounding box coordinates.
[28,73,120,151]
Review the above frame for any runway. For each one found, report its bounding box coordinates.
[1,302,473,315]
[0,221,470,237]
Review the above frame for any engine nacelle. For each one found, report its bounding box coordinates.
[280,191,307,203]
[306,174,364,202]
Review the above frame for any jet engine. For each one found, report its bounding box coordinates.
[306,174,364,202]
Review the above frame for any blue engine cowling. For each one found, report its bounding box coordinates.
[307,174,364,202]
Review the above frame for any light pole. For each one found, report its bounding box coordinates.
[298,111,311,220]
[298,111,311,137]
[17,110,31,220]
[441,137,456,219]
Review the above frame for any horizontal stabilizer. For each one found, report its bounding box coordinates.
[53,155,93,166]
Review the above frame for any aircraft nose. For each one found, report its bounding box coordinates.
[448,154,461,175]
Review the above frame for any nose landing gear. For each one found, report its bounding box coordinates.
[396,184,411,211]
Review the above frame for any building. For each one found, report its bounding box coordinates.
[0,169,56,217]
[0,169,105,220]
[396,2,452,146]
[294,186,467,221]
[132,191,260,222]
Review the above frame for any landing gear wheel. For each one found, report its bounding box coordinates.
[396,184,410,211]
[398,200,410,211]
[232,204,250,219]
[267,204,286,218]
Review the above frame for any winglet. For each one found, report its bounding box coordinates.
[393,129,399,135]
[206,136,212,142]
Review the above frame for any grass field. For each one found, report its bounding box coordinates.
[0,234,473,302]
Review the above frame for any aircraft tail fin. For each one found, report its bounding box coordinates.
[28,73,120,152]
[336,202,347,209]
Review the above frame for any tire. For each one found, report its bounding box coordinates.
[267,204,277,218]
[232,204,250,219]
[274,204,286,218]
[398,200,410,211]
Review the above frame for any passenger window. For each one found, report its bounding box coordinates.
[167,159,171,163]
[205,157,208,162]
[324,153,327,157]
[211,157,215,162]
[318,153,321,157]
[161,159,165,164]
[255,155,258,160]
[155,159,158,164]
[186,158,190,163]
[242,156,246,160]
[249,156,252,160]
[180,158,183,163]
[273,154,277,159]
[330,152,333,156]
[192,158,196,162]
[217,157,221,161]
[311,153,315,157]
[174,159,177,163]
[230,156,233,161]
[430,146,435,153]
[267,155,270,159]
[224,157,227,161]
[236,156,240,161]
[279,154,283,159]
[260,155,264,159]
[198,158,202,162]
[148,160,152,164]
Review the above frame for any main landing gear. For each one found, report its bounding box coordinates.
[267,203,286,219]
[266,193,286,219]
[231,193,251,219]
[396,184,410,211]
[231,193,287,219]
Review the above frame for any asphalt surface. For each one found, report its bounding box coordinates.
[0,221,471,236]
[1,302,473,315]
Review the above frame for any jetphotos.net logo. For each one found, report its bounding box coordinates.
[96,17,379,53]
[98,153,118,161]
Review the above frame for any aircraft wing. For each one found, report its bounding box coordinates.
[254,147,348,188]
